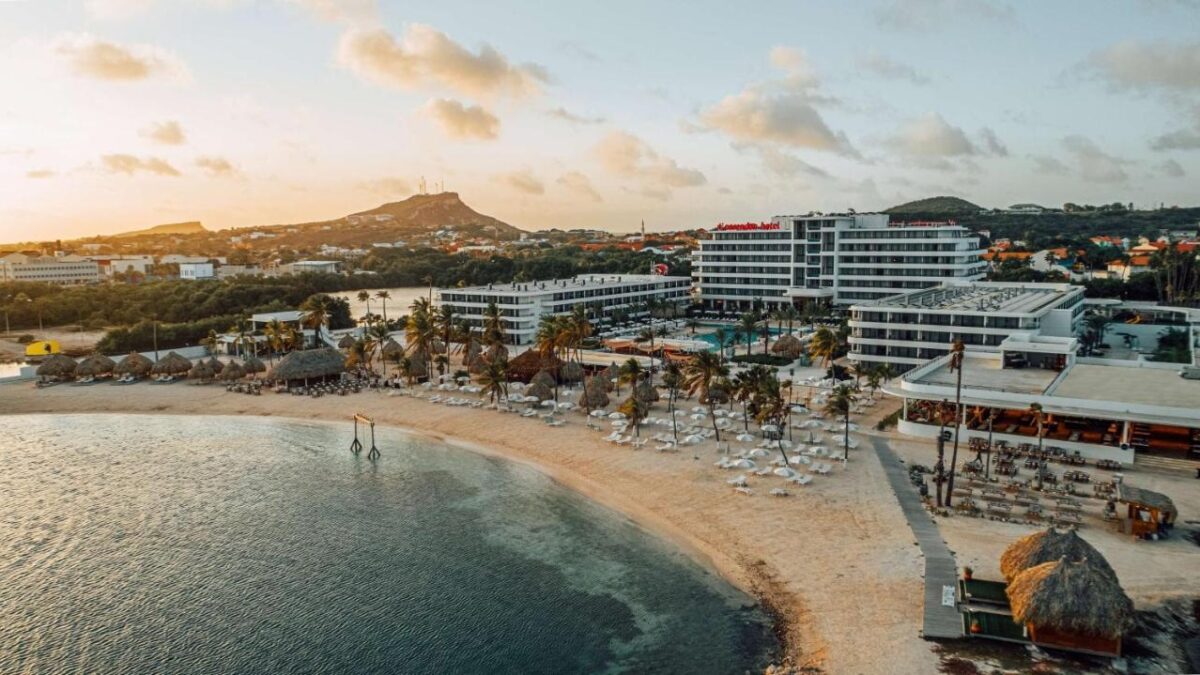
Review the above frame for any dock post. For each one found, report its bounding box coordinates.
[349,416,362,454]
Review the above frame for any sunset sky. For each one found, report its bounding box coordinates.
[1,0,1198,241]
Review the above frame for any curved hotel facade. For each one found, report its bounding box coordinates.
[692,213,986,312]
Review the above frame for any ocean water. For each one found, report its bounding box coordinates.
[0,414,777,674]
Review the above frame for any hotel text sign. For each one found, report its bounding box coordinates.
[715,222,780,231]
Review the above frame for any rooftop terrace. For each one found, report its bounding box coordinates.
[866,283,1076,315]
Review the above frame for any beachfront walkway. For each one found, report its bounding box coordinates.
[870,435,963,640]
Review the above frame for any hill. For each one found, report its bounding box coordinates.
[885,196,983,216]
[345,192,524,240]
[112,221,207,238]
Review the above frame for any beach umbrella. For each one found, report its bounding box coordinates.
[691,406,705,413]
[114,352,154,377]
[152,351,193,375]
[727,475,748,487]
[187,359,215,382]
[557,402,576,411]
[735,433,755,443]
[690,413,706,421]
[590,409,608,418]
[36,354,78,378]
[219,360,246,381]
[748,448,770,458]
[611,420,627,427]
[242,354,266,374]
[761,424,780,434]
[789,455,812,466]
[560,361,584,384]
[773,467,797,479]
[337,334,356,350]
[206,356,224,374]
[75,353,116,377]
[730,459,756,470]
[1000,528,1117,582]
[608,412,627,420]
[1006,558,1133,640]
[540,399,557,408]
[264,348,345,384]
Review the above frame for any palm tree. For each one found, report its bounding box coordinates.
[808,327,837,367]
[737,312,759,357]
[713,327,730,363]
[356,290,372,318]
[300,295,330,335]
[1029,402,1046,490]
[366,322,390,375]
[684,351,730,442]
[945,338,966,507]
[779,305,800,334]
[375,290,391,325]
[435,304,456,354]
[479,355,510,404]
[661,360,684,444]
[849,361,870,388]
[406,302,434,378]
[685,317,699,335]
[568,305,592,362]
[865,368,882,400]
[202,329,220,356]
[482,300,505,347]
[617,358,644,395]
[263,319,286,361]
[824,384,857,461]
[619,391,649,438]
[876,363,896,389]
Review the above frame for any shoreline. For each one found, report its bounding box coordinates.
[0,381,936,673]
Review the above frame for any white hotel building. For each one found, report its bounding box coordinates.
[437,274,692,345]
[0,253,101,285]
[849,281,1086,373]
[692,214,986,312]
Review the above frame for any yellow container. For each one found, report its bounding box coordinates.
[25,340,61,357]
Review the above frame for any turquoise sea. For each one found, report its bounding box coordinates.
[0,414,777,674]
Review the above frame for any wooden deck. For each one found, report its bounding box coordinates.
[871,436,964,640]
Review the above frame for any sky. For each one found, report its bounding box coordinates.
[1,0,1199,241]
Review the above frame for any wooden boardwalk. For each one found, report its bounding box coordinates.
[871,436,964,640]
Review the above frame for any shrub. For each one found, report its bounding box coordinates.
[16,334,34,344]
[876,408,901,431]
[731,353,792,366]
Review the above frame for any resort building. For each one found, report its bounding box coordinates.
[437,274,692,345]
[0,253,101,285]
[887,347,1200,470]
[179,262,215,280]
[281,260,341,275]
[692,214,985,313]
[848,281,1086,373]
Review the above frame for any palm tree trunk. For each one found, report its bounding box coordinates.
[709,402,722,442]
[946,363,964,506]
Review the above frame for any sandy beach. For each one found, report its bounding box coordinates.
[0,380,932,674]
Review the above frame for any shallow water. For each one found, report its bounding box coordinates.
[0,414,777,673]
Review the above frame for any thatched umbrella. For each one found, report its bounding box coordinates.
[75,353,116,377]
[578,376,609,409]
[601,363,618,391]
[115,352,154,377]
[635,379,660,404]
[531,369,556,389]
[188,359,216,382]
[207,356,224,374]
[265,347,346,384]
[381,338,403,359]
[484,343,508,365]
[526,380,554,401]
[1007,558,1134,640]
[561,360,584,384]
[242,354,266,375]
[465,339,482,364]
[337,334,356,349]
[771,334,804,359]
[431,338,447,354]
[1000,528,1116,582]
[151,351,192,375]
[508,350,564,383]
[36,354,77,378]
[219,360,246,381]
[407,350,429,380]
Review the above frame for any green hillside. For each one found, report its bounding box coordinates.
[885,196,983,216]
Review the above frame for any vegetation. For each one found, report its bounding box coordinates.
[885,196,982,216]
[730,353,792,366]
[876,408,901,432]
[1150,327,1191,363]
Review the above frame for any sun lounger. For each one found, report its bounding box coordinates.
[734,487,753,496]
[769,488,790,497]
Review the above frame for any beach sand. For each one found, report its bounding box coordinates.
[0,380,934,674]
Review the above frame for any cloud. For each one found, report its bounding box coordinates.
[497,169,544,196]
[1061,135,1129,183]
[100,154,181,176]
[545,107,605,125]
[1149,127,1200,150]
[85,0,155,20]
[875,0,1016,31]
[53,33,188,82]
[1030,155,1069,175]
[283,0,377,23]
[425,98,500,140]
[195,155,238,177]
[735,143,828,179]
[856,52,929,84]
[1157,159,1186,177]
[556,171,602,202]
[696,48,853,155]
[979,127,1008,156]
[593,131,706,198]
[26,169,56,179]
[337,24,549,99]
[1082,40,1200,93]
[141,120,186,145]
[888,113,978,157]
[358,177,411,197]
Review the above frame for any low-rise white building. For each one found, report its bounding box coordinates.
[0,253,100,285]
[438,274,692,345]
[282,260,341,275]
[179,262,215,280]
[849,281,1085,373]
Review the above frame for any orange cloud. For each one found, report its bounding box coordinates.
[141,120,186,145]
[195,155,238,177]
[101,154,181,176]
[425,99,499,140]
[54,33,187,81]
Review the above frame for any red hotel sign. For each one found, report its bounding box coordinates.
[715,222,780,231]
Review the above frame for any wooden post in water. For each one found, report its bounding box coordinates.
[351,412,379,459]
[349,415,363,454]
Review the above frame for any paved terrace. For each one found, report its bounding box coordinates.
[1052,363,1200,409]
[913,356,1059,396]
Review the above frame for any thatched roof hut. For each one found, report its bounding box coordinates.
[36,354,77,378]
[526,380,554,401]
[507,350,564,383]
[531,369,556,389]
[1000,528,1116,582]
[382,338,403,358]
[635,379,660,404]
[337,334,356,349]
[151,352,192,375]
[431,338,447,354]
[219,360,246,381]
[75,353,116,376]
[1117,484,1177,523]
[561,360,584,384]
[115,352,154,377]
[1007,558,1134,640]
[771,334,804,359]
[601,363,618,391]
[578,376,609,409]
[465,339,481,362]
[188,359,216,382]
[265,347,346,383]
[484,343,509,364]
[242,355,266,374]
[207,356,224,374]
[407,350,429,379]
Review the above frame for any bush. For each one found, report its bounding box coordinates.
[731,353,792,366]
[16,334,34,344]
[876,408,901,431]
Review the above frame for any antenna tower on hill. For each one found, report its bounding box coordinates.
[419,176,427,194]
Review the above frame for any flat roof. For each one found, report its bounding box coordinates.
[251,310,304,322]
[914,355,1059,395]
[1051,363,1200,410]
[441,274,691,296]
[859,282,1077,315]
